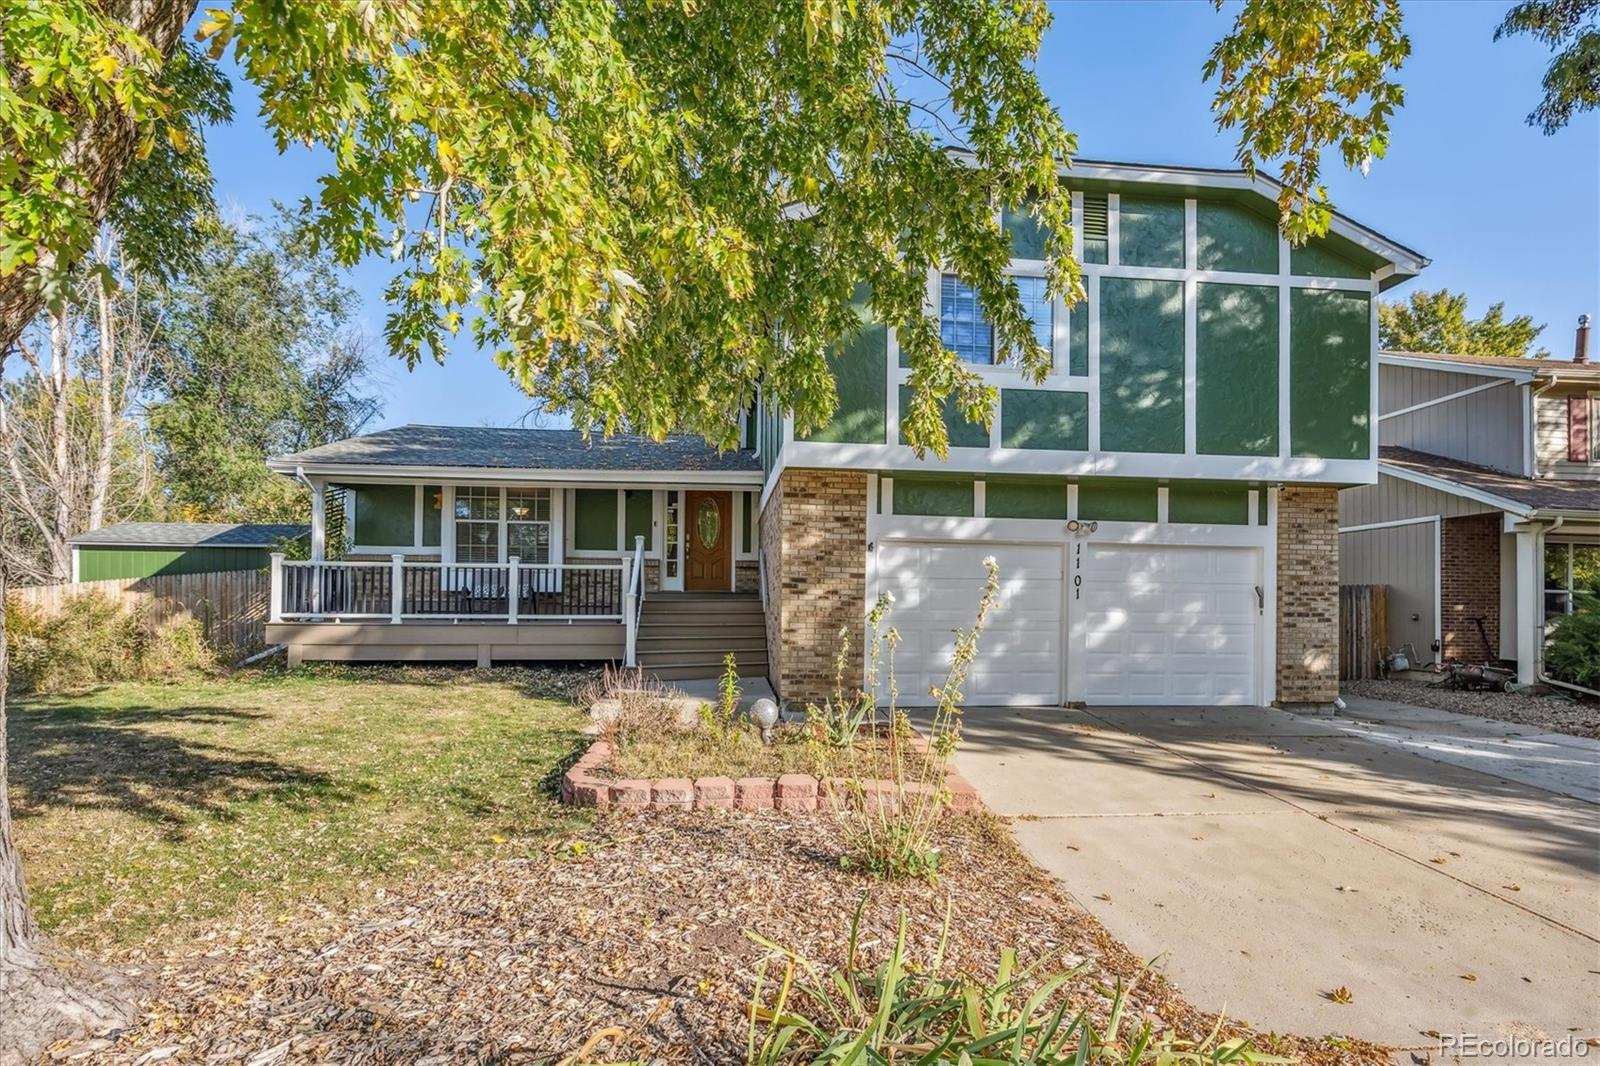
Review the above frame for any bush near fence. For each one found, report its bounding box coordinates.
[7,569,268,656]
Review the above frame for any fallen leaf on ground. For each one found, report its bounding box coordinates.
[1325,986,1354,1004]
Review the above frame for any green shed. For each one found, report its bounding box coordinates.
[69,522,309,582]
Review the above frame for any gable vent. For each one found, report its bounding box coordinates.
[1080,194,1109,242]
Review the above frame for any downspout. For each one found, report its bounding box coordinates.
[1527,373,1560,478]
[1531,515,1600,698]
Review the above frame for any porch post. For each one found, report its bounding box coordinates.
[390,554,404,624]
[269,552,284,624]
[1513,524,1542,685]
[623,550,637,667]
[507,556,519,624]
[309,482,326,562]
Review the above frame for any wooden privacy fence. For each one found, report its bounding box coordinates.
[1339,584,1389,681]
[8,569,269,654]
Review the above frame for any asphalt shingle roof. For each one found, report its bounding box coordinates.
[1380,446,1600,514]
[271,425,760,473]
[69,522,309,548]
[1382,350,1600,379]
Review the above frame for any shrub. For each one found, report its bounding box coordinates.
[747,902,1281,1065]
[1546,590,1600,689]
[4,592,216,694]
[581,664,695,749]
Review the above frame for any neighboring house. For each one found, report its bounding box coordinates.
[1339,320,1600,684]
[263,158,1429,708]
[68,522,309,581]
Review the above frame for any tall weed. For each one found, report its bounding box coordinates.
[818,557,1001,879]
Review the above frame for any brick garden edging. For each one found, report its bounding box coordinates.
[560,738,983,815]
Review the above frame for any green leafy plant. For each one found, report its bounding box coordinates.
[1546,587,1600,688]
[699,652,744,745]
[747,900,1284,1065]
[821,558,1001,881]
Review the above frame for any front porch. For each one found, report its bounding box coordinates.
[263,425,769,671]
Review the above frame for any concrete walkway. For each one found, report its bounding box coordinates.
[953,704,1600,1059]
[1335,696,1600,804]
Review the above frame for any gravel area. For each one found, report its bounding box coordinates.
[55,813,1388,1065]
[1343,679,1600,739]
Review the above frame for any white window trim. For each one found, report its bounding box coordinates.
[441,483,564,566]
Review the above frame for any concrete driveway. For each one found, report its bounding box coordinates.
[953,704,1600,1058]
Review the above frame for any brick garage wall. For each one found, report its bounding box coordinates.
[1277,485,1340,704]
[757,468,868,705]
[758,478,784,689]
[1440,513,1501,662]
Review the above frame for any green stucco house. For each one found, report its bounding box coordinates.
[261,157,1429,710]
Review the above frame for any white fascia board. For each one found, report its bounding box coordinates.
[1377,352,1537,383]
[1058,161,1428,276]
[1378,462,1532,518]
[784,439,1377,484]
[266,462,764,487]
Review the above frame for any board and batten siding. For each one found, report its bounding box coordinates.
[1339,522,1438,665]
[1339,473,1501,527]
[76,545,271,581]
[1377,364,1525,475]
[1535,382,1600,480]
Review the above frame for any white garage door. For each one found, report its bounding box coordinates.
[1080,545,1260,705]
[876,541,1062,706]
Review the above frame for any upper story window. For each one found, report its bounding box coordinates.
[939,274,1052,366]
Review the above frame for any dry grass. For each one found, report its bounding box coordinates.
[9,663,596,951]
[609,723,934,782]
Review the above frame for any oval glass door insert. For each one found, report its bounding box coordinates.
[696,496,721,549]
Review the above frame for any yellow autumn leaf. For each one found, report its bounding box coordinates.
[91,54,119,80]
[166,126,190,154]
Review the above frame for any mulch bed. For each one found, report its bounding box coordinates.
[1343,678,1600,739]
[56,814,1388,1065]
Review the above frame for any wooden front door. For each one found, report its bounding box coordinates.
[684,490,732,591]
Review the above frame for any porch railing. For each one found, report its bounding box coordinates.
[269,554,628,624]
[623,534,645,667]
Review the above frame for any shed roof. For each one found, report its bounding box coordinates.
[69,522,309,549]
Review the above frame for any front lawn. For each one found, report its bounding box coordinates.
[8,665,593,951]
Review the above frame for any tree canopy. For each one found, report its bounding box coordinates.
[147,221,381,521]
[1496,0,1600,132]
[1378,289,1549,359]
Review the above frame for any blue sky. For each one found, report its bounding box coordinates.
[201,1,1600,431]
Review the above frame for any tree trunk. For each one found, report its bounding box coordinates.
[0,0,196,353]
[0,514,144,1066]
[0,2,190,1051]
[87,269,117,532]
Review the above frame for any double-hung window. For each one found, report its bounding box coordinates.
[506,488,552,563]
[939,274,1052,365]
[451,486,554,564]
[454,487,501,563]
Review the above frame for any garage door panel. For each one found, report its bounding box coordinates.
[1080,544,1260,706]
[877,541,1062,707]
